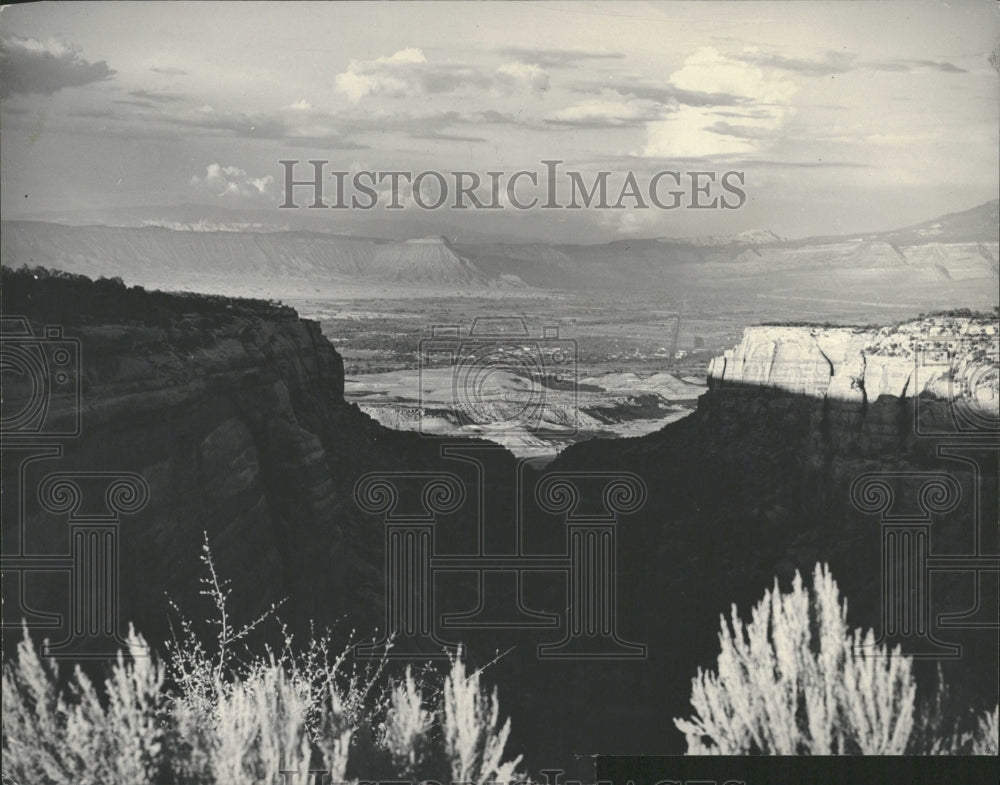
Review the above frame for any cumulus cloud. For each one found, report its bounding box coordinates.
[642,47,797,158]
[548,97,662,128]
[670,47,797,105]
[335,48,430,102]
[378,48,427,66]
[0,35,115,98]
[335,68,405,103]
[645,108,758,158]
[334,48,540,102]
[496,62,549,94]
[597,205,666,236]
[189,164,274,198]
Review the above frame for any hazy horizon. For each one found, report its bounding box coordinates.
[2,195,997,248]
[2,1,998,244]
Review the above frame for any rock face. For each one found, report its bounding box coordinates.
[552,314,999,755]
[0,267,451,649]
[703,317,999,459]
[708,319,999,399]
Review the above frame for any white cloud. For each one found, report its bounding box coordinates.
[289,99,313,111]
[335,69,407,103]
[672,47,796,104]
[335,48,427,102]
[376,48,427,66]
[189,163,274,198]
[642,47,797,158]
[335,49,544,103]
[597,206,665,236]
[496,61,549,94]
[549,98,660,127]
[644,107,757,157]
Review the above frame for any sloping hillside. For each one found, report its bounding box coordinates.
[0,223,523,293]
[2,200,996,305]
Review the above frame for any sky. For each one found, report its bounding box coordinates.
[1,1,998,243]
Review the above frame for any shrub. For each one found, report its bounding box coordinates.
[379,666,437,779]
[674,563,916,754]
[442,653,523,784]
[969,705,999,755]
[2,534,525,785]
[2,624,167,784]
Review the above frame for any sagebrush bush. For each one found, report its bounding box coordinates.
[380,666,435,778]
[674,563,917,754]
[969,705,999,755]
[442,654,523,785]
[2,624,166,785]
[2,534,524,785]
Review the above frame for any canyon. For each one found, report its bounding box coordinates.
[1,266,997,773]
[347,365,706,462]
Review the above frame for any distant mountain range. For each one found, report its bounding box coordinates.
[4,202,515,245]
[2,200,997,308]
[680,229,785,247]
[0,223,522,292]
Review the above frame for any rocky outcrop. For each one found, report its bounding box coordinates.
[703,317,998,458]
[552,313,998,755]
[707,319,998,398]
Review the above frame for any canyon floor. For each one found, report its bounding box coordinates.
[293,291,960,459]
[345,365,705,461]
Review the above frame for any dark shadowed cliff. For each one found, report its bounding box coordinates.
[0,267,468,650]
[2,267,996,770]
[551,316,999,754]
